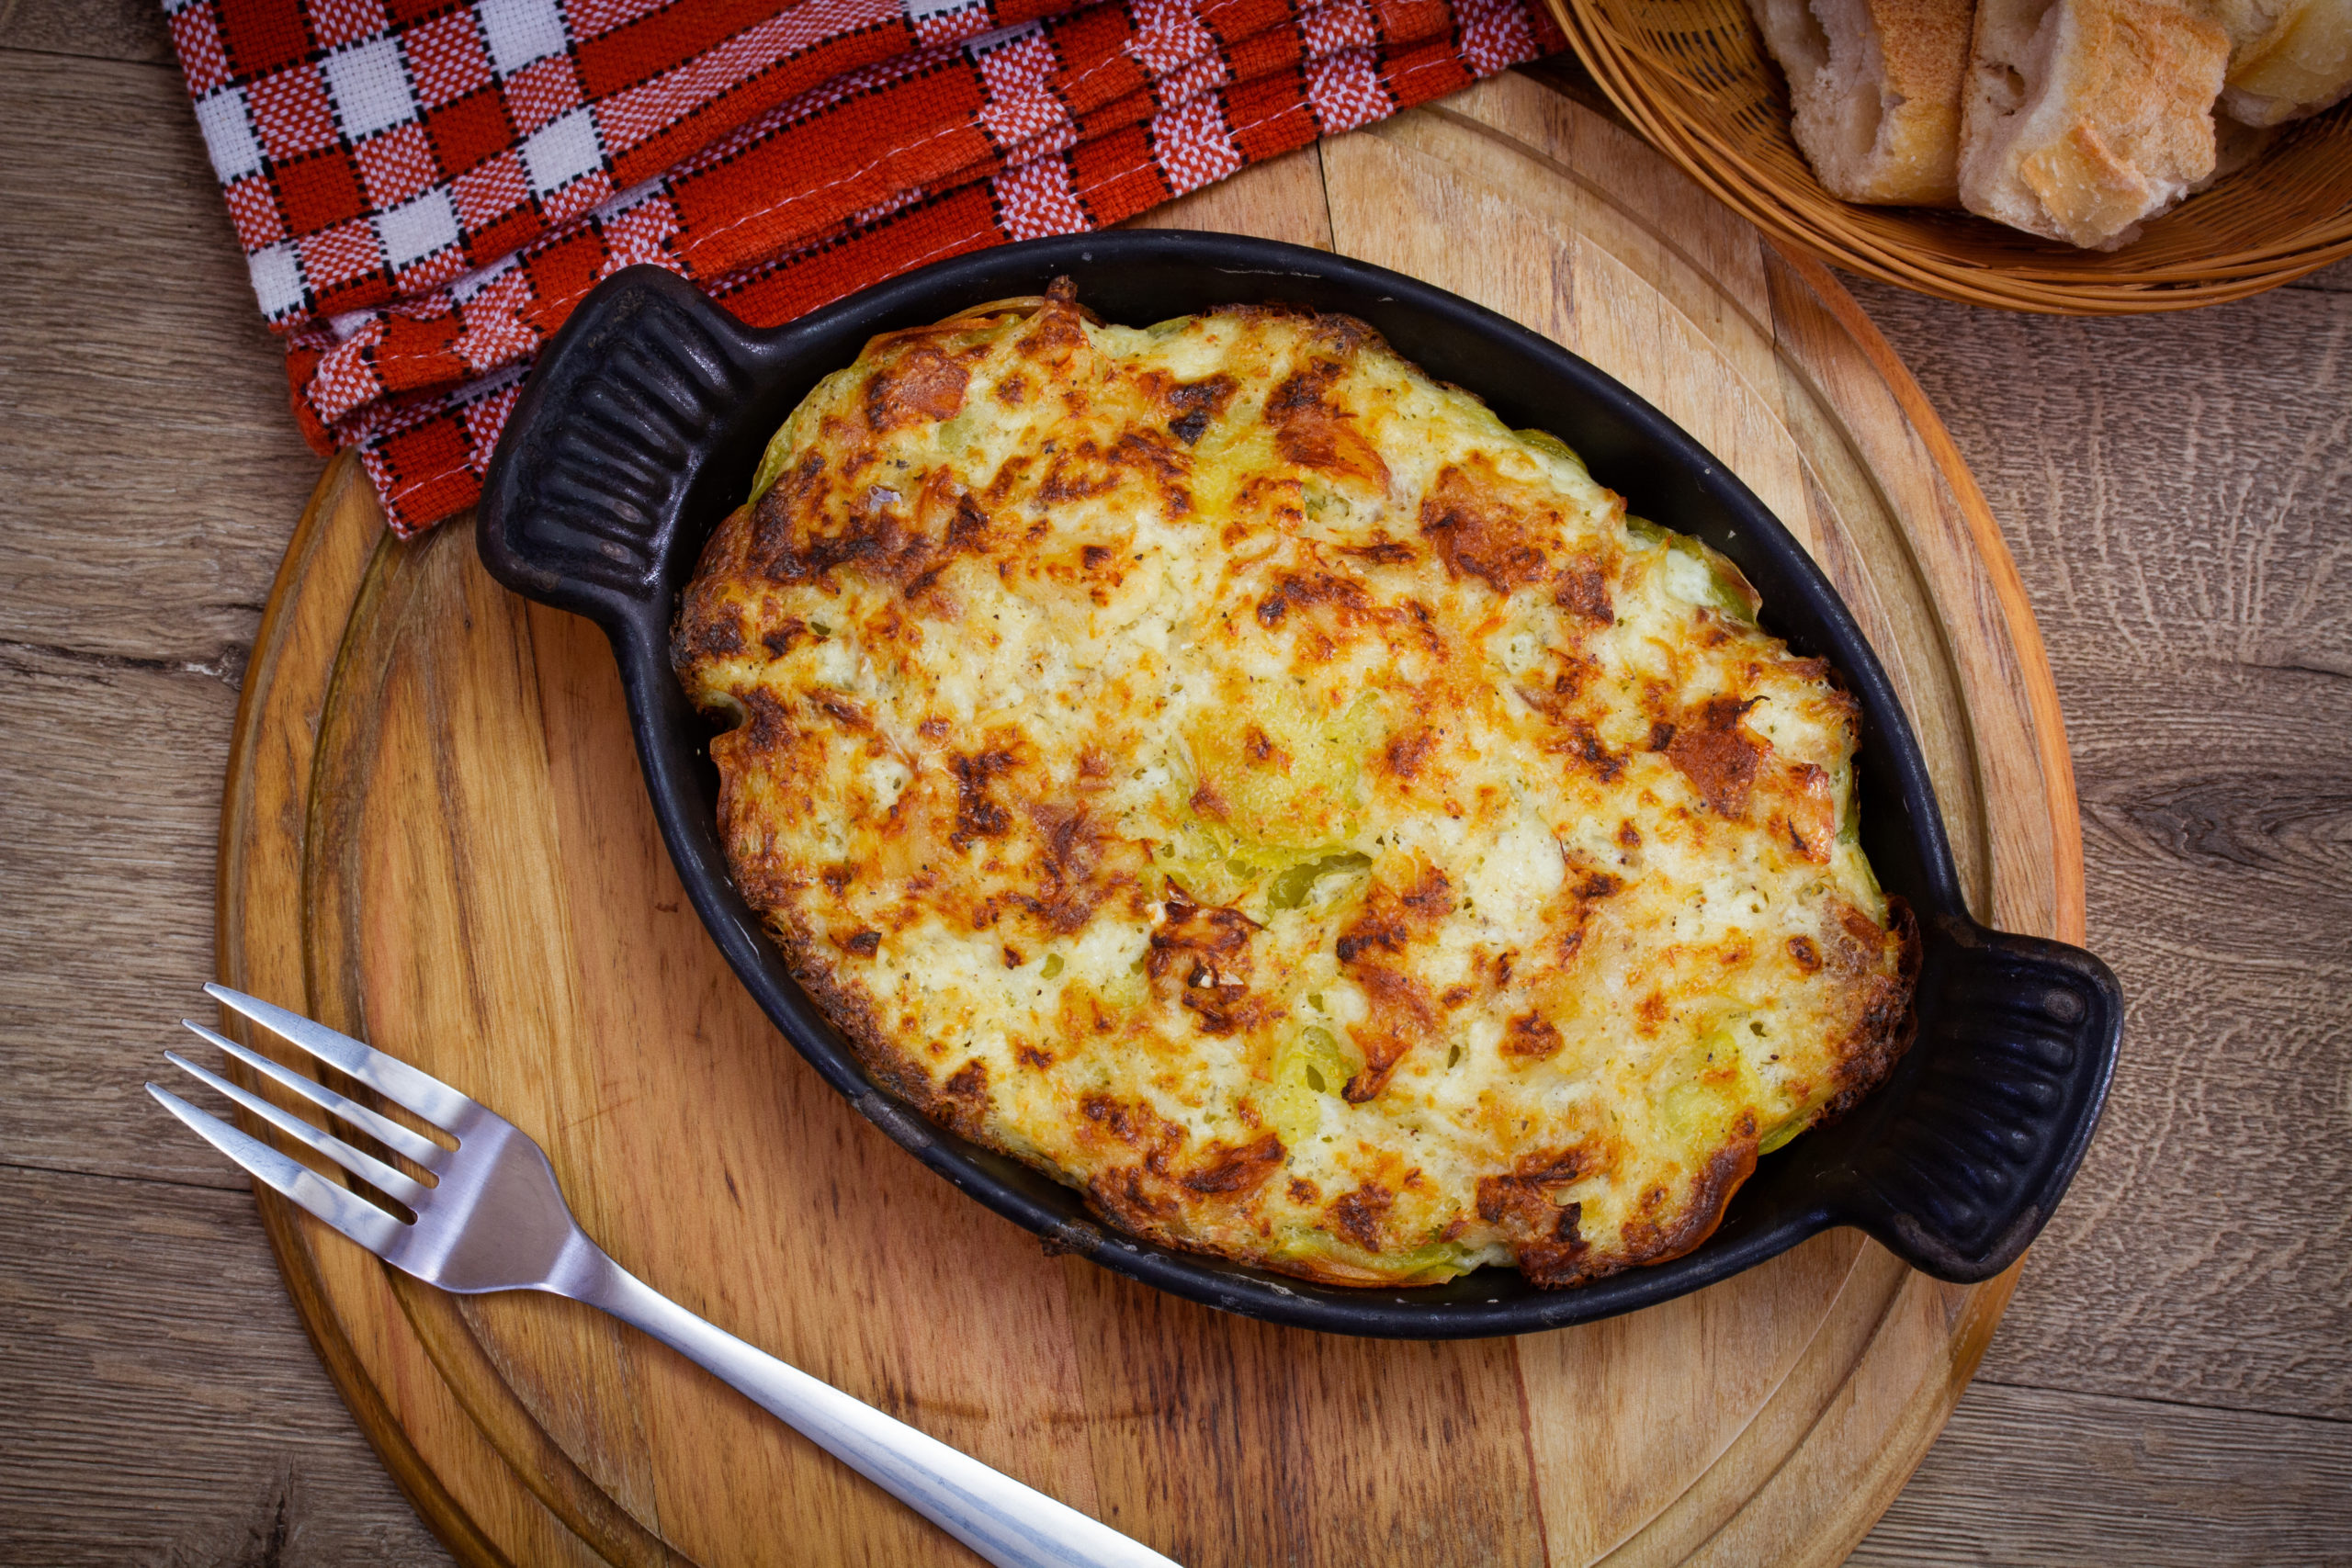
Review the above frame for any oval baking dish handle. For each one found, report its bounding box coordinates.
[1831,915,2123,1282]
[477,265,767,636]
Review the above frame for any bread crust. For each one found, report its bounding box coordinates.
[1958,0,2229,249]
[2209,0,2352,124]
[1750,0,1973,204]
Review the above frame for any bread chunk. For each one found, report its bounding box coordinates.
[1748,0,1973,204]
[1958,0,2229,248]
[2207,0,2352,124]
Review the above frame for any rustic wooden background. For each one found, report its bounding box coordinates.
[1,4,2346,1562]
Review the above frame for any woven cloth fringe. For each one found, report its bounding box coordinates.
[167,0,1562,535]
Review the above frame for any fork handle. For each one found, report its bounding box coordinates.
[562,1248,1177,1568]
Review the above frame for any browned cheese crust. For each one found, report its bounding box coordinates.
[673,286,1917,1289]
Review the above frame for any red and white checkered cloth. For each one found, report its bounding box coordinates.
[168,0,1563,535]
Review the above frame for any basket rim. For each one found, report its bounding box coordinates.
[1544,0,2352,314]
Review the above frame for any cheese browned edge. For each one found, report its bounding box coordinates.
[672,283,1917,1290]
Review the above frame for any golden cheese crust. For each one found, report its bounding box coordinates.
[673,286,1917,1289]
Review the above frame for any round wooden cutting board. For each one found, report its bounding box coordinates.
[216,73,2083,1568]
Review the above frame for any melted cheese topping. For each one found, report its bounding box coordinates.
[673,292,1915,1288]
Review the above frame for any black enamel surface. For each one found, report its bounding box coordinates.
[478,232,2121,1337]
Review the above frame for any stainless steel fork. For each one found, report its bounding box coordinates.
[151,983,1176,1568]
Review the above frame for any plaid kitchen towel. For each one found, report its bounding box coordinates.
[168,0,1564,535]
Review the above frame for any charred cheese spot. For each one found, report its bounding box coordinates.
[1327,1181,1395,1251]
[675,288,1916,1291]
[1182,1133,1285,1194]
[1668,696,1765,818]
[1420,458,1556,592]
[866,344,968,431]
[1504,1010,1565,1061]
[1161,372,1238,446]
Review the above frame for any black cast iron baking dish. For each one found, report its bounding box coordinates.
[478,231,2121,1337]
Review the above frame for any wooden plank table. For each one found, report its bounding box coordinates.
[2,7,2346,1562]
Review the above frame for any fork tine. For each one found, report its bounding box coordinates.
[181,1020,449,1172]
[147,1083,409,1256]
[204,984,478,1130]
[164,1049,432,1207]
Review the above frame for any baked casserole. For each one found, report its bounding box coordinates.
[673,283,1917,1289]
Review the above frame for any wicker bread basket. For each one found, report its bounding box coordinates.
[1541,0,2352,313]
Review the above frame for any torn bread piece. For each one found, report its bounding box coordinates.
[1749,0,1974,204]
[1959,0,2230,248]
[2207,0,2352,124]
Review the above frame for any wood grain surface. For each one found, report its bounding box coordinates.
[0,15,2346,1566]
[209,72,2063,1567]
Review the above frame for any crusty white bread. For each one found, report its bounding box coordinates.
[1747,0,1973,205]
[2206,0,2352,124]
[1958,0,2230,248]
